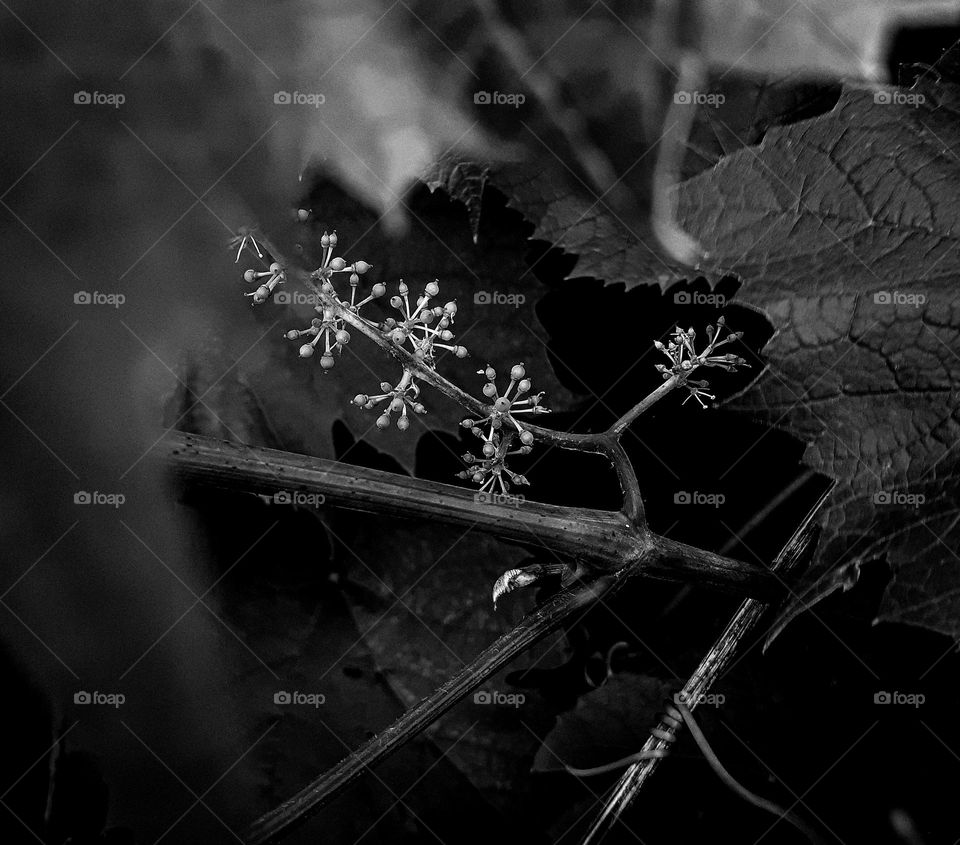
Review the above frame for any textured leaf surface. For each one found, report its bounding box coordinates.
[284,0,960,226]
[411,0,958,287]
[481,75,960,641]
[680,76,841,180]
[342,520,564,812]
[676,82,960,639]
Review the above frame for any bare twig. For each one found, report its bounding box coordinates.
[580,485,833,843]
[610,375,679,437]
[246,573,623,844]
[161,431,780,598]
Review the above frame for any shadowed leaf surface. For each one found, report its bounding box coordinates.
[342,518,566,814]
[533,672,673,773]
[674,81,960,641]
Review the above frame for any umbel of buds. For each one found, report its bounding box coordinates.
[235,225,469,433]
[243,262,285,304]
[457,364,550,493]
[286,232,380,367]
[350,279,467,429]
[352,370,425,432]
[654,317,749,408]
[242,230,381,368]
[382,280,467,364]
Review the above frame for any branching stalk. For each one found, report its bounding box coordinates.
[209,230,773,845]
[268,250,722,525]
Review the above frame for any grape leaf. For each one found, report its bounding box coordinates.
[424,74,842,291]
[679,75,842,180]
[670,81,960,641]
[423,155,490,243]
[412,0,958,280]
[341,518,566,813]
[280,0,960,230]
[478,75,960,641]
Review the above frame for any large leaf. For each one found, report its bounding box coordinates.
[415,0,959,281]
[273,0,960,233]
[475,73,960,640]
[670,80,960,640]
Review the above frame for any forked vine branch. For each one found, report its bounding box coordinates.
[152,225,809,843]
